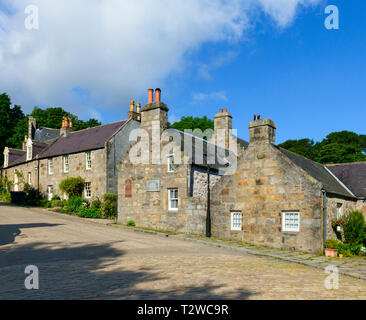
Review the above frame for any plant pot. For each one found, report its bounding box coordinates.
[325,248,338,257]
[336,226,342,232]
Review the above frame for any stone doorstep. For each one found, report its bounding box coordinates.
[26,206,366,282]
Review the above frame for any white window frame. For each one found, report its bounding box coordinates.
[63,155,69,173]
[231,212,242,231]
[4,153,8,167]
[167,155,174,172]
[14,174,19,192]
[86,151,92,170]
[282,212,300,232]
[26,145,32,161]
[47,185,53,201]
[27,172,31,185]
[337,203,342,219]
[48,158,54,175]
[84,182,91,199]
[168,188,178,211]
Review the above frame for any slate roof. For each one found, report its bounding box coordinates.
[277,147,356,199]
[38,121,126,159]
[327,162,366,199]
[171,128,244,171]
[34,127,60,142]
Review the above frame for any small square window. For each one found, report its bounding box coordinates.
[282,212,300,232]
[168,188,178,211]
[231,212,242,231]
[85,182,91,198]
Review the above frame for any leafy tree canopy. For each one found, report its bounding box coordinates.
[0,93,101,165]
[279,130,366,164]
[170,116,214,139]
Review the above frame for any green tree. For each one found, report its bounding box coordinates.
[0,93,25,165]
[170,116,214,139]
[59,177,85,198]
[278,139,316,160]
[4,106,101,153]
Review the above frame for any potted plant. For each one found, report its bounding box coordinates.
[331,218,344,232]
[325,239,339,257]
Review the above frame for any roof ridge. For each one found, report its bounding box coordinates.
[68,120,125,134]
[326,161,366,166]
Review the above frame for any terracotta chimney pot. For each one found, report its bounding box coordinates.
[148,89,154,103]
[155,88,161,102]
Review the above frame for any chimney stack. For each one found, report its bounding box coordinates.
[136,103,141,113]
[28,116,36,139]
[141,88,169,132]
[212,108,232,149]
[128,100,141,121]
[60,117,74,137]
[248,117,276,145]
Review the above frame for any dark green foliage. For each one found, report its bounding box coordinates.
[0,176,12,202]
[0,93,25,164]
[59,177,85,198]
[127,220,135,227]
[91,198,102,209]
[279,131,366,164]
[0,93,101,164]
[24,183,44,206]
[51,195,61,200]
[170,116,214,139]
[101,193,117,219]
[278,139,316,160]
[39,199,51,208]
[343,211,366,245]
[78,207,102,219]
[65,197,87,213]
[325,238,340,249]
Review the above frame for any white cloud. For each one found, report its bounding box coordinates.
[0,0,321,117]
[192,91,228,102]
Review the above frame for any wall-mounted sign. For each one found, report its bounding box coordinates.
[146,179,160,192]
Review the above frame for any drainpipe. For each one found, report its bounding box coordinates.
[206,165,211,238]
[322,189,327,250]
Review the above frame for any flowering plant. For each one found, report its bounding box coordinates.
[331,218,345,229]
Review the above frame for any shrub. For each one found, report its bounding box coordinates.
[51,199,64,208]
[0,192,11,203]
[337,243,352,256]
[39,199,51,208]
[51,195,61,201]
[343,210,366,245]
[24,183,43,206]
[59,177,85,198]
[101,193,117,219]
[325,238,340,249]
[91,198,102,209]
[65,197,87,213]
[127,220,135,227]
[78,207,102,219]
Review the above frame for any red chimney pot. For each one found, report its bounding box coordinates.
[148,89,154,103]
[155,88,161,102]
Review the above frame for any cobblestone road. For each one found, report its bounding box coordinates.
[0,204,365,299]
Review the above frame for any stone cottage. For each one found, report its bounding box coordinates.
[210,117,366,253]
[1,103,141,200]
[117,89,247,234]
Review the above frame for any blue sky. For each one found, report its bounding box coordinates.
[0,0,365,144]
